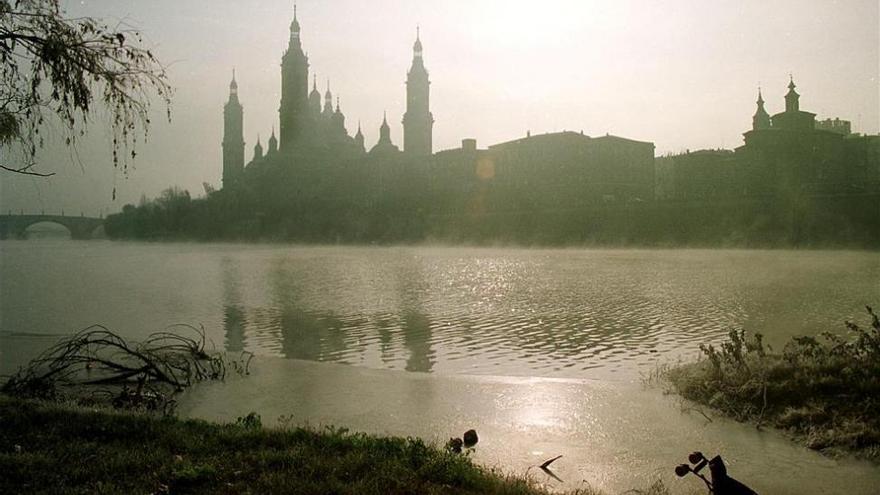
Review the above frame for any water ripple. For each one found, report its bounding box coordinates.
[3,244,878,379]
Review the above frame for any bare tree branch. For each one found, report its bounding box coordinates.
[0,162,54,175]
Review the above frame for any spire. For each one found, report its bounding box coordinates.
[378,111,392,144]
[354,120,365,150]
[335,96,341,113]
[414,26,423,55]
[785,75,800,113]
[253,134,264,160]
[323,80,334,114]
[413,26,424,59]
[229,69,238,94]
[268,126,278,154]
[291,3,301,36]
[752,86,771,131]
[308,74,321,115]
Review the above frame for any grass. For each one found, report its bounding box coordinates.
[663,306,880,460]
[0,396,675,495]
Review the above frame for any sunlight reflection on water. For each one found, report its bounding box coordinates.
[177,358,880,495]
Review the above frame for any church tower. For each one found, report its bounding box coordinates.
[253,136,263,161]
[370,111,400,154]
[379,112,392,145]
[784,76,800,113]
[323,81,334,117]
[279,4,309,151]
[403,27,434,156]
[752,87,771,130]
[222,71,244,187]
[268,128,278,155]
[332,97,345,133]
[354,121,365,152]
[309,75,321,116]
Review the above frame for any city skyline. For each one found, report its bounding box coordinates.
[1,0,877,216]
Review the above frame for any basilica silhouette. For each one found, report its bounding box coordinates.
[197,5,877,248]
[222,5,433,187]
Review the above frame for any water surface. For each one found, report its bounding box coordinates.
[2,241,877,379]
[2,240,878,493]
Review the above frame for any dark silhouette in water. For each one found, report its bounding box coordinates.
[675,451,758,495]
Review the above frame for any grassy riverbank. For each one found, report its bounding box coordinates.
[0,397,672,495]
[664,307,880,460]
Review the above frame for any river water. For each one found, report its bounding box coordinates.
[1,240,879,493]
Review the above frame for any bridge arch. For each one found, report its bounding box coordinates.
[22,220,73,239]
[0,215,105,240]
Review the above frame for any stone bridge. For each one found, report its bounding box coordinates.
[0,214,105,240]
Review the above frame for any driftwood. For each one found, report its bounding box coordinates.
[1,324,252,413]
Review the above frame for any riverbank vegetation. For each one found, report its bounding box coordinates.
[0,397,673,495]
[664,306,880,460]
[102,184,880,248]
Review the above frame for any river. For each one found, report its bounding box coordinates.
[1,240,878,493]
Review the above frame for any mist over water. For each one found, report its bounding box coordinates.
[2,241,877,379]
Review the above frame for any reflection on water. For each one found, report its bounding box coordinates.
[221,257,246,353]
[2,241,879,379]
[236,253,438,372]
[204,245,878,378]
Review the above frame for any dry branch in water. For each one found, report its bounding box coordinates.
[1,324,251,413]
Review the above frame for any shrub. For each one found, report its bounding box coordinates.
[665,306,880,459]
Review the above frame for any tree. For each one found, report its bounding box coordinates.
[0,0,172,177]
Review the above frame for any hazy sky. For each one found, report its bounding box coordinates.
[1,0,878,216]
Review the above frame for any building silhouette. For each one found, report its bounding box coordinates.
[207,7,879,247]
[221,6,660,208]
[739,76,875,197]
[658,77,879,201]
[230,5,409,167]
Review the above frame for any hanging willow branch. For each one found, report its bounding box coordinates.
[1,324,251,413]
[0,0,173,176]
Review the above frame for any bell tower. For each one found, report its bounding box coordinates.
[279,4,309,151]
[222,70,244,187]
[752,87,771,130]
[403,27,434,156]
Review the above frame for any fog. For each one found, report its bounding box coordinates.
[0,0,877,216]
